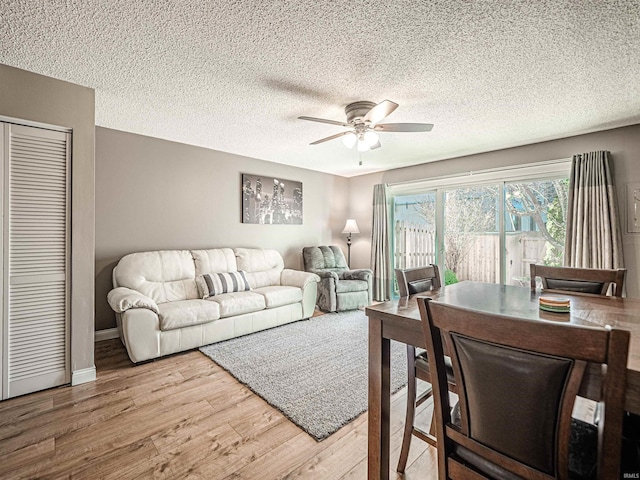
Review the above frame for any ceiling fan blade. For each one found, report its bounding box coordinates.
[363,100,399,125]
[309,131,350,145]
[298,116,349,127]
[374,123,434,132]
[370,140,382,150]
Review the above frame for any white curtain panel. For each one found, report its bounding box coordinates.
[371,184,391,301]
[564,151,624,269]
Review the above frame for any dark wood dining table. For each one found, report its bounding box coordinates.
[366,281,640,480]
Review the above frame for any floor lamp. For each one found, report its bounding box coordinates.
[342,219,360,267]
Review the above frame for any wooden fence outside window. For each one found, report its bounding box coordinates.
[394,221,548,284]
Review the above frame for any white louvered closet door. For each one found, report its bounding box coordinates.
[1,123,70,399]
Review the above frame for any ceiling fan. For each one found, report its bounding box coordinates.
[298,100,433,151]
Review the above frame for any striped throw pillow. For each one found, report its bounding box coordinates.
[196,271,251,299]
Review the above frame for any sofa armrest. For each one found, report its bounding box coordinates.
[118,308,161,363]
[107,287,159,315]
[281,269,320,289]
[342,269,373,281]
[282,269,320,318]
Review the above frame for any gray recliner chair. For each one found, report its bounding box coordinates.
[302,246,373,312]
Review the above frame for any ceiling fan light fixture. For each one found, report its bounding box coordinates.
[364,130,379,147]
[299,99,434,153]
[357,139,370,152]
[342,131,357,148]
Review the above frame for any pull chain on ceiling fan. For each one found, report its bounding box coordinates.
[298,100,433,152]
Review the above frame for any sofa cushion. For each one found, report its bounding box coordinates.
[196,271,251,298]
[235,248,284,288]
[209,291,266,318]
[113,250,199,304]
[191,248,237,276]
[158,299,220,331]
[336,279,369,293]
[253,286,302,308]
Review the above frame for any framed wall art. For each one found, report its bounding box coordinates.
[241,173,303,224]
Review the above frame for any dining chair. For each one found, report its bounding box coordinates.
[417,296,629,480]
[396,264,441,297]
[530,264,626,297]
[394,265,456,474]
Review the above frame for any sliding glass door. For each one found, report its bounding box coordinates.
[391,165,569,293]
[443,185,499,284]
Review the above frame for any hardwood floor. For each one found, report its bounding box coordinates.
[0,339,438,479]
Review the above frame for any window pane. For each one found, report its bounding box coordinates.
[393,193,436,269]
[444,186,499,284]
[505,179,568,286]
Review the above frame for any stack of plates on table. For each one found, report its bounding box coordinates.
[539,296,571,313]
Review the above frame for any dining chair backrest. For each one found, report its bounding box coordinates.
[417,296,629,480]
[530,264,626,297]
[395,264,445,473]
[395,265,441,297]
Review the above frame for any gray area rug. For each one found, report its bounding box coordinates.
[199,310,408,440]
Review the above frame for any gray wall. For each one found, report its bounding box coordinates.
[348,124,640,298]
[95,119,640,331]
[0,64,96,375]
[95,127,349,331]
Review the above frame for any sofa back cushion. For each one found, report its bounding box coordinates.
[191,248,238,275]
[113,250,198,304]
[234,248,283,288]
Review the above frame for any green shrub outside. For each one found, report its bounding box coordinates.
[444,269,458,285]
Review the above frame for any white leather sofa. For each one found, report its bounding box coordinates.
[107,247,320,363]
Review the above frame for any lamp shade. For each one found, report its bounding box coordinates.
[363,130,379,146]
[342,132,357,148]
[357,139,370,152]
[341,219,360,234]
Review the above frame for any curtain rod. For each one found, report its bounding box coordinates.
[387,158,571,187]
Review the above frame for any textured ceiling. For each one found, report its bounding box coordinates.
[1,1,639,177]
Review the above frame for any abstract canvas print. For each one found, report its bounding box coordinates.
[242,174,303,224]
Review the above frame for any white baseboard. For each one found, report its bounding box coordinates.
[71,366,96,385]
[95,328,119,342]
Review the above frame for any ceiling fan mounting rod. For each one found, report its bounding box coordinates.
[345,101,376,124]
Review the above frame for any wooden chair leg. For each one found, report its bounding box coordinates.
[397,345,417,473]
[429,409,436,437]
